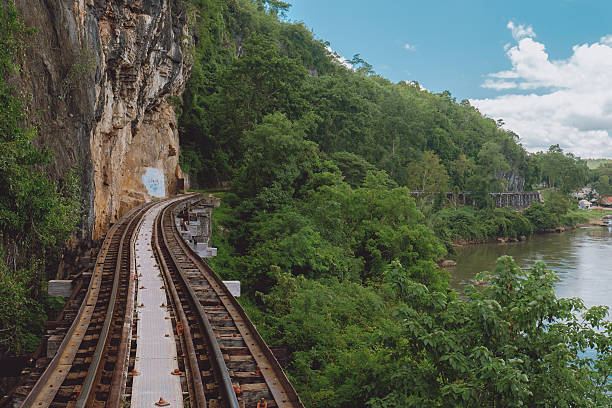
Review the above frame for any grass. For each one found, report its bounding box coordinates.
[586,158,612,170]
[567,208,612,222]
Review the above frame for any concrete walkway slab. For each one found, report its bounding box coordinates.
[131,201,184,408]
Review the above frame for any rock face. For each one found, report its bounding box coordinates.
[15,0,191,240]
[494,170,525,192]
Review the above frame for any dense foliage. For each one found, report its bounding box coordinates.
[180,0,590,237]
[430,206,533,243]
[205,115,608,405]
[181,1,611,405]
[0,1,82,356]
[528,145,590,192]
[180,0,532,192]
[371,256,612,407]
[591,163,612,198]
[211,113,447,294]
[233,257,612,407]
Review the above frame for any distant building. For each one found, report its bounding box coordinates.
[600,197,612,207]
[573,187,596,200]
[578,199,591,210]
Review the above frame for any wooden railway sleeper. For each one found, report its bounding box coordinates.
[75,204,151,408]
[153,207,208,408]
[159,202,242,408]
[164,200,304,408]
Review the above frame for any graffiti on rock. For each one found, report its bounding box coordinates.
[142,168,165,198]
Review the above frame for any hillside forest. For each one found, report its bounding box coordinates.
[1,0,611,407]
[178,1,611,406]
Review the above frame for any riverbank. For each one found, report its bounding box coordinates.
[443,215,612,271]
[570,208,612,224]
[446,206,612,250]
[450,225,612,310]
[452,235,528,247]
[451,221,600,248]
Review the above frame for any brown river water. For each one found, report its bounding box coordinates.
[450,226,612,310]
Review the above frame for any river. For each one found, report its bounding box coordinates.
[450,226,612,310]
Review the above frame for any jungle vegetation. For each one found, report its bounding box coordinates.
[0,1,82,357]
[180,0,590,240]
[1,0,609,406]
[180,1,611,406]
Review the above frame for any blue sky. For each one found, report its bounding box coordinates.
[287,1,612,157]
[287,0,609,99]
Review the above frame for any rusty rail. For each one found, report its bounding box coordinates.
[153,205,209,408]
[158,197,304,407]
[19,202,153,408]
[17,193,301,408]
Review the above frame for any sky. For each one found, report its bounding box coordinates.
[286,0,612,158]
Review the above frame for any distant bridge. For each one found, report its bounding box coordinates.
[410,191,542,210]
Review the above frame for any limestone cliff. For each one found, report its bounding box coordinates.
[493,170,526,192]
[15,0,191,240]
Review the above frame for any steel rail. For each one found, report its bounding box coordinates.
[0,276,84,408]
[167,198,304,408]
[107,201,148,407]
[76,201,156,407]
[159,199,242,408]
[19,202,150,408]
[19,207,132,408]
[153,200,208,408]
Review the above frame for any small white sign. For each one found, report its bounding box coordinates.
[222,280,241,297]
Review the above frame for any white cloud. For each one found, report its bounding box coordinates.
[507,21,536,41]
[482,79,517,90]
[404,43,417,51]
[471,22,612,158]
[600,35,612,46]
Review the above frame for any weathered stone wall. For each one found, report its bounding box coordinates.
[15,0,190,240]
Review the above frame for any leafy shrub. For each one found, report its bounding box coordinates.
[0,263,44,355]
[487,207,533,238]
[524,201,556,230]
[432,206,532,241]
[559,212,589,227]
[0,2,82,357]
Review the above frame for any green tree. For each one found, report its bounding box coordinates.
[233,112,322,211]
[593,174,611,198]
[531,145,590,192]
[255,0,291,16]
[448,153,473,191]
[0,1,82,356]
[407,151,449,204]
[370,256,612,407]
[330,151,376,188]
[0,264,45,355]
[477,141,510,187]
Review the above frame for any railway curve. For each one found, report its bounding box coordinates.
[14,194,302,408]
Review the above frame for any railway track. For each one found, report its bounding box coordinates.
[153,198,304,408]
[17,195,302,408]
[2,271,89,407]
[19,201,155,408]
